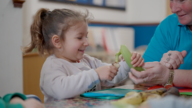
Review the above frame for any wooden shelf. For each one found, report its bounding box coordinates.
[23,52,39,57]
[166,0,172,16]
[23,53,46,102]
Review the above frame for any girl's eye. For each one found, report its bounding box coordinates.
[179,0,185,2]
[77,37,82,40]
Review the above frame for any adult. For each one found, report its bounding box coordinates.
[129,0,192,88]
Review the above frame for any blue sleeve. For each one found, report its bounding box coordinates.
[148,96,192,108]
[0,97,23,108]
[143,16,173,62]
[3,93,27,103]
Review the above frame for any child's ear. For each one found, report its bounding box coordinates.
[52,35,61,49]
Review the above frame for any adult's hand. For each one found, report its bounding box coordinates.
[160,50,187,69]
[23,98,44,108]
[129,62,170,86]
[10,97,44,108]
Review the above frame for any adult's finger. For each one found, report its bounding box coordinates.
[140,82,157,87]
[174,52,184,64]
[143,62,159,69]
[169,51,182,65]
[168,59,177,69]
[162,52,168,61]
[129,72,144,84]
[131,68,148,78]
[165,62,172,69]
[181,50,187,58]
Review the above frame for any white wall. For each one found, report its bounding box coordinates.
[0,0,23,96]
[22,0,167,46]
[128,0,167,23]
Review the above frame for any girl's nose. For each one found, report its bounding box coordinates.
[171,2,181,13]
[83,38,89,46]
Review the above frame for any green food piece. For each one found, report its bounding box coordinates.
[115,45,145,72]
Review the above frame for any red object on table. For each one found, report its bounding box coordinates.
[148,85,192,93]
[179,89,192,92]
[147,85,164,90]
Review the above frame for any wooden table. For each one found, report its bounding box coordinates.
[44,85,146,108]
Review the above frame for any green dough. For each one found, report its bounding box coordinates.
[115,45,145,72]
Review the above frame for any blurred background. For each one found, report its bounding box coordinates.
[0,0,172,102]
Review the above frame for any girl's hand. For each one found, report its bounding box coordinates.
[95,65,118,81]
[119,55,125,62]
[160,50,187,69]
[131,52,144,67]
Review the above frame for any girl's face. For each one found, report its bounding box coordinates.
[170,0,192,25]
[60,21,89,62]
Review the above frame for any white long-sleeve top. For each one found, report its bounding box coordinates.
[40,54,130,102]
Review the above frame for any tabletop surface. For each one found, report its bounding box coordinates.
[44,85,192,108]
[44,85,144,108]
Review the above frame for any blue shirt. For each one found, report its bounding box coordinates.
[143,14,192,69]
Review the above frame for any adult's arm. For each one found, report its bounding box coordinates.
[143,19,170,62]
[129,62,192,88]
[173,69,192,88]
[143,14,179,62]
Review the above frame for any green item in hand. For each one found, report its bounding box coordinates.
[115,45,145,72]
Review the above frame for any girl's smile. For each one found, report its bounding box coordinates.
[78,49,85,53]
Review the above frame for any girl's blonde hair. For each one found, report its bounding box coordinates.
[24,8,91,56]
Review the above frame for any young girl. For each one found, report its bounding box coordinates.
[24,8,144,102]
